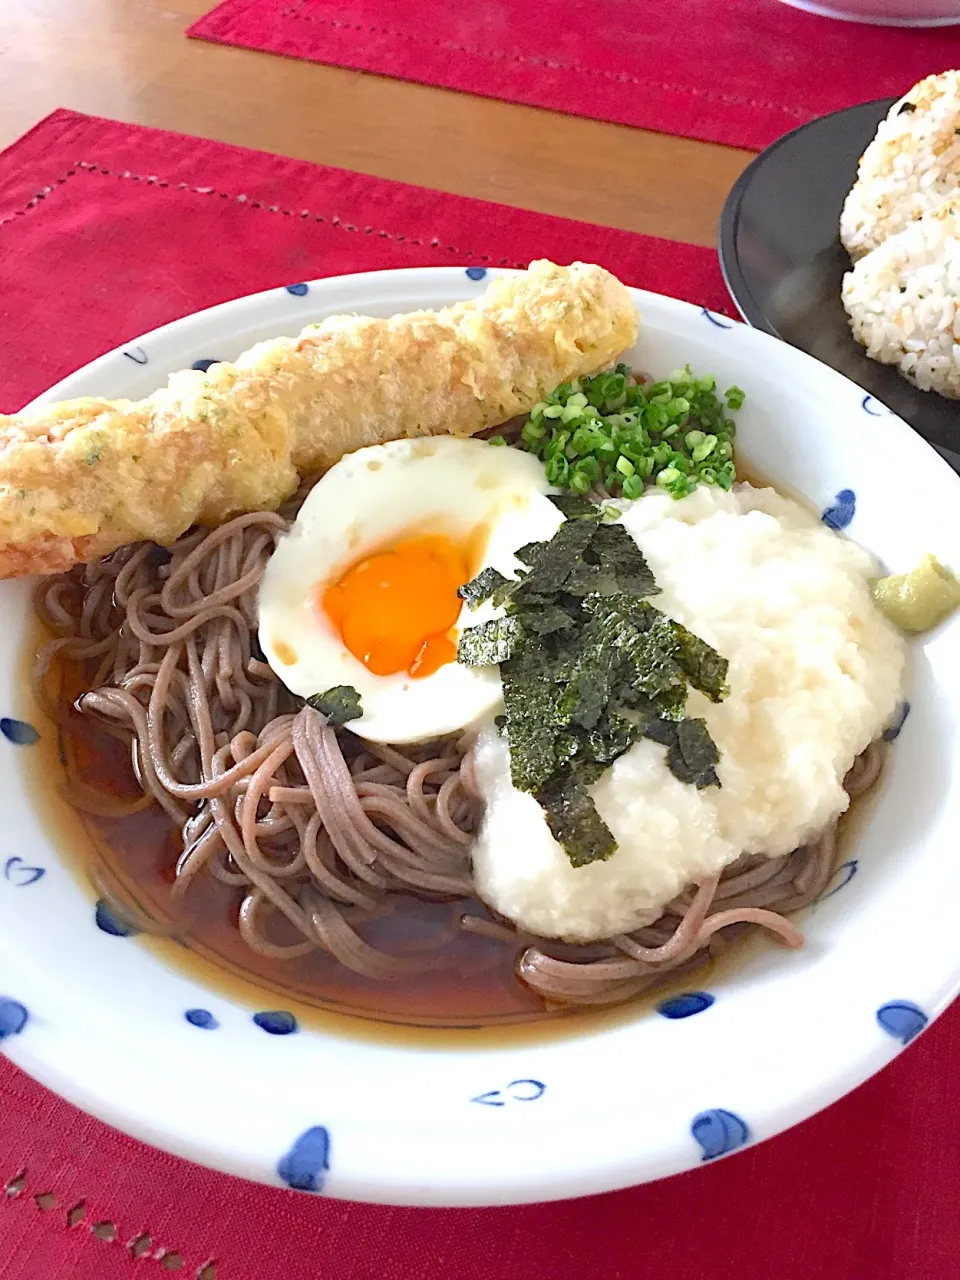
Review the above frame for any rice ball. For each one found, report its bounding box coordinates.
[842,200,960,399]
[840,70,960,261]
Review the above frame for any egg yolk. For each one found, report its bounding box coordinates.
[318,535,473,679]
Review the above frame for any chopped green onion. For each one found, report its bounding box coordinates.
[691,435,717,463]
[517,367,744,503]
[545,455,570,486]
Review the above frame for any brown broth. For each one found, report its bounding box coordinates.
[23,622,748,1048]
[48,672,550,1024]
[16,456,872,1050]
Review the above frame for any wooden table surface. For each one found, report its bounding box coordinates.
[0,0,753,249]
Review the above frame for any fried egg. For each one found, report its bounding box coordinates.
[258,436,563,743]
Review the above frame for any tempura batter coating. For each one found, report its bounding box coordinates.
[0,261,637,578]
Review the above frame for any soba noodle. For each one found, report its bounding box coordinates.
[33,500,884,1010]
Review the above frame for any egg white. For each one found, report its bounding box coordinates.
[258,436,563,743]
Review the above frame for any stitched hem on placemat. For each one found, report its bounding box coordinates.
[191,0,807,123]
[3,1167,217,1278]
[281,2,807,120]
[0,156,717,282]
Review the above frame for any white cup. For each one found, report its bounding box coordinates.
[778,0,960,23]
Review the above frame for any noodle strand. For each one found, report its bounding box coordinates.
[33,511,883,1007]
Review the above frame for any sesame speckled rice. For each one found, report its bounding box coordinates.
[842,200,960,399]
[840,71,960,261]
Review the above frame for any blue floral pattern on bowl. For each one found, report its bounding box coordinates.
[465,267,487,280]
[278,1126,331,1192]
[472,1079,546,1106]
[3,856,45,887]
[94,900,138,938]
[861,395,892,417]
[185,1009,219,1030]
[691,1109,749,1161]
[253,1010,298,1036]
[701,307,733,330]
[821,490,856,531]
[877,1001,927,1046]
[818,860,858,902]
[883,702,911,743]
[1,718,39,746]
[285,283,310,297]
[0,998,28,1040]
[0,998,28,1039]
[657,992,715,1019]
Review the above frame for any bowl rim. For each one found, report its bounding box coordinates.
[3,265,960,1207]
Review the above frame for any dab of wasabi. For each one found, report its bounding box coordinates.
[872,554,960,634]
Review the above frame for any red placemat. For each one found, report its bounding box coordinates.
[188,0,960,152]
[0,111,729,413]
[5,1010,960,1280]
[0,107,955,1280]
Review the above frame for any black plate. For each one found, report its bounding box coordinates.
[719,98,960,470]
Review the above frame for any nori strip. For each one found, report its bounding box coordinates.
[458,566,513,609]
[548,492,598,519]
[671,620,730,702]
[536,775,618,867]
[522,604,576,637]
[455,494,730,865]
[582,707,643,766]
[560,556,604,597]
[305,685,363,725]
[561,659,617,732]
[457,616,523,666]
[581,595,686,713]
[666,717,721,789]
[514,517,596,589]
[501,655,567,793]
[588,522,660,598]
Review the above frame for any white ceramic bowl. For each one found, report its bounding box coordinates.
[1,268,959,1206]
[778,0,960,23]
